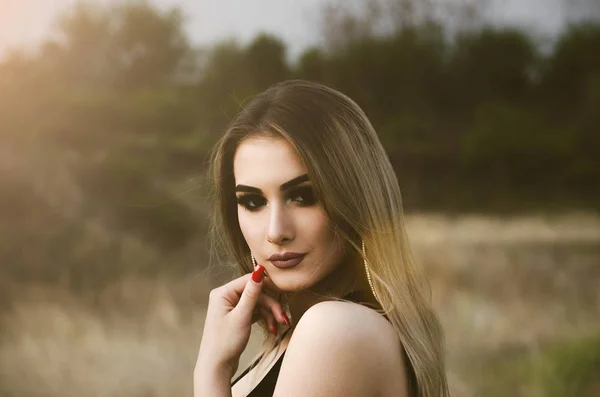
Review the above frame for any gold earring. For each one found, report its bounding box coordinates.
[251,252,258,267]
[362,240,380,303]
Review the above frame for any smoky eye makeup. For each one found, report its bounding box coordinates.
[236,194,266,211]
[235,184,318,211]
[286,185,317,206]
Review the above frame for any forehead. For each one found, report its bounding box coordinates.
[233,136,307,186]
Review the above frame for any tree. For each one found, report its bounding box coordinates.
[538,23,600,114]
[245,34,290,90]
[297,47,328,82]
[447,28,537,113]
[49,1,190,90]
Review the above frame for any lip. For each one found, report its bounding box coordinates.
[268,252,307,269]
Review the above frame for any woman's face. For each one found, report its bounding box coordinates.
[233,136,346,293]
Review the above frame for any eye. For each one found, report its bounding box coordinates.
[287,186,317,207]
[236,194,266,211]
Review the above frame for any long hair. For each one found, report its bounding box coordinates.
[209,80,449,397]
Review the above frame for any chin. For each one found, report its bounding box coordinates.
[268,270,319,293]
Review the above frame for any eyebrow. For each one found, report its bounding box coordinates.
[235,174,310,194]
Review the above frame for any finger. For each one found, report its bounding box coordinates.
[212,273,258,311]
[233,265,265,321]
[257,293,290,326]
[217,273,253,306]
[255,307,278,335]
[250,308,263,324]
[220,268,278,299]
[218,270,278,305]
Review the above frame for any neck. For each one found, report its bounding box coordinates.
[286,256,376,322]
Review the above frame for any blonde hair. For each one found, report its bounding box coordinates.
[209,80,449,397]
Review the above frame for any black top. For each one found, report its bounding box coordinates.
[230,327,291,396]
[230,292,416,396]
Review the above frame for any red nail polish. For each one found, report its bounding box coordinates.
[282,313,291,327]
[271,323,278,335]
[252,264,265,283]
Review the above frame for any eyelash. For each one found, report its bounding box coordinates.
[236,187,317,212]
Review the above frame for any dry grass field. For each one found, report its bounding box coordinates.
[1,213,599,396]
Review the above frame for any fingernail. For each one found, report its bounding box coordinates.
[282,313,291,327]
[252,264,265,283]
[271,323,278,335]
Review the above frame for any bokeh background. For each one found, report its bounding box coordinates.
[1,0,599,396]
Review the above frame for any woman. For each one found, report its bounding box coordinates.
[194,80,449,397]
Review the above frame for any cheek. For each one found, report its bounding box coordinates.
[301,209,337,245]
[237,210,260,243]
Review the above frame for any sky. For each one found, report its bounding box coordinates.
[0,0,596,60]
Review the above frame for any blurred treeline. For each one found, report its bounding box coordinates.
[0,1,599,288]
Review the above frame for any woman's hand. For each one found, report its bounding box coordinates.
[194,264,291,380]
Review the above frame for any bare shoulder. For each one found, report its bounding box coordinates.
[299,300,400,349]
[273,301,408,397]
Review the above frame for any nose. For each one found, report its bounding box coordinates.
[266,203,294,245]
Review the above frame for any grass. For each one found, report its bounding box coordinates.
[465,332,600,397]
[535,332,600,397]
[1,213,599,396]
